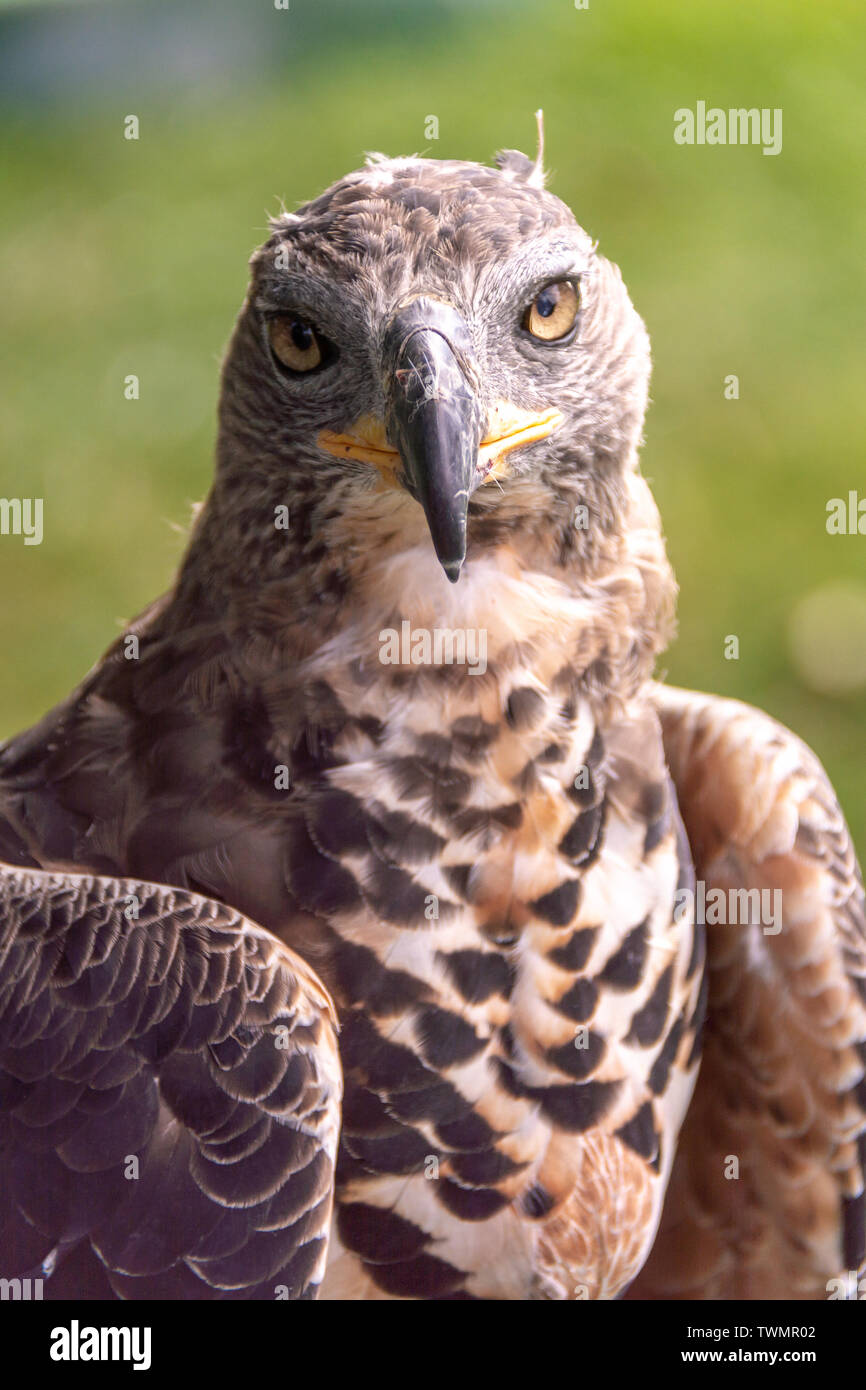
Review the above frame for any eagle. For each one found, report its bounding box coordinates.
[1,123,864,1302]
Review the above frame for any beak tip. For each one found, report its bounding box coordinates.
[442,559,463,584]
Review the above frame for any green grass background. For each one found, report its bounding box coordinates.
[1,0,864,851]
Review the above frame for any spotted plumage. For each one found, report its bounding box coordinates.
[1,130,863,1300]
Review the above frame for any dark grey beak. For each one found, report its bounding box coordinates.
[383,297,486,583]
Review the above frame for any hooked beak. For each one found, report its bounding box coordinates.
[317,297,563,583]
[382,298,484,583]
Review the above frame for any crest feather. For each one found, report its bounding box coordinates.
[494,109,547,188]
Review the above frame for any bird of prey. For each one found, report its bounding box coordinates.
[1,124,865,1302]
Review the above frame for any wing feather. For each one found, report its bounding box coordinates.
[628,684,866,1300]
[0,859,341,1300]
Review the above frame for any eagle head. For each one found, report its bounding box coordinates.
[201,129,658,634]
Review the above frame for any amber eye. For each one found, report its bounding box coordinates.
[268,314,325,373]
[522,280,580,341]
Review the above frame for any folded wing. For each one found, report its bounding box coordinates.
[0,857,341,1300]
[628,684,866,1299]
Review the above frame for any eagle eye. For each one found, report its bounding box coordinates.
[267,314,332,374]
[522,280,580,342]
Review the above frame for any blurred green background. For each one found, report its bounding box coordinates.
[1,0,865,852]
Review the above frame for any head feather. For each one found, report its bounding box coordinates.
[494,109,547,188]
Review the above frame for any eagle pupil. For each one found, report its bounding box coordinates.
[536,288,559,318]
[291,319,314,351]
